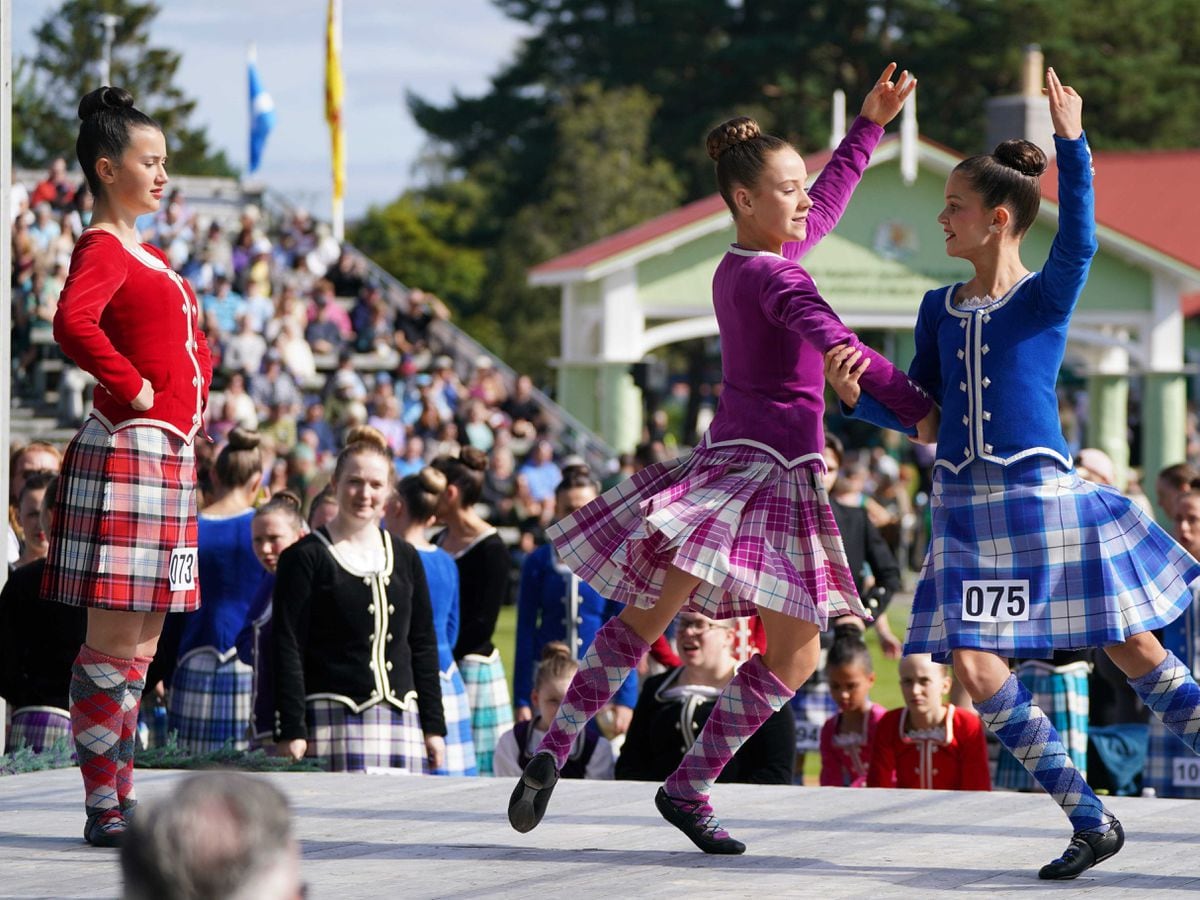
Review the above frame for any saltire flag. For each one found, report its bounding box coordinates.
[248,43,275,174]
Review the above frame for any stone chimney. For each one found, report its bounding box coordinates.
[984,45,1056,159]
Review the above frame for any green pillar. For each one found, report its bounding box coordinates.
[1085,374,1129,487]
[1142,373,1187,524]
[557,363,643,452]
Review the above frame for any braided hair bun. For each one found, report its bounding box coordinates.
[705,116,763,162]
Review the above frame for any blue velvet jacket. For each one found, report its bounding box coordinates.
[853,133,1096,472]
[514,542,637,710]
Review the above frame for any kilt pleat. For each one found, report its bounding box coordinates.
[6,706,72,755]
[166,651,253,753]
[547,438,865,627]
[458,650,513,776]
[433,663,478,776]
[41,418,199,612]
[906,457,1200,661]
[306,699,427,773]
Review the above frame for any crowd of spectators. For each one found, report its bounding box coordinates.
[10,159,572,541]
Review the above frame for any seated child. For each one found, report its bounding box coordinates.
[868,654,991,791]
[494,643,615,779]
[819,624,886,787]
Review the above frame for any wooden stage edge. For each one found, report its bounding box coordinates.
[2,768,1199,898]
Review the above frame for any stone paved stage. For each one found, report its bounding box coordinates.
[2,769,1200,898]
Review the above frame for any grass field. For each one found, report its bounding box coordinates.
[489,597,915,780]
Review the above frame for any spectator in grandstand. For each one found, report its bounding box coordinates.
[250,355,302,415]
[518,439,562,508]
[201,273,246,339]
[223,311,268,377]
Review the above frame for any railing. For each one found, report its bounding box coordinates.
[259,188,620,475]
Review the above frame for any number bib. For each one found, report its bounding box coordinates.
[169,547,198,592]
[961,580,1030,623]
[1172,758,1200,788]
[794,721,822,752]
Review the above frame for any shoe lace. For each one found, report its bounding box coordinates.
[673,798,731,841]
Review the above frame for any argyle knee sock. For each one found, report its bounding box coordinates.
[117,656,152,815]
[537,617,648,770]
[70,645,132,824]
[663,654,794,802]
[976,674,1110,833]
[1129,650,1200,754]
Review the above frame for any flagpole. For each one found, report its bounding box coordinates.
[326,0,345,241]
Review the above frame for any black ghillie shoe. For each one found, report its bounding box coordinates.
[1038,819,1125,880]
[83,809,127,848]
[508,750,559,833]
[654,787,746,855]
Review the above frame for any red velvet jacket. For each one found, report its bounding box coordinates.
[867,705,992,791]
[53,229,212,442]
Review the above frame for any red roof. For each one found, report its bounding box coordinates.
[1042,148,1200,272]
[532,141,1200,282]
[530,148,835,276]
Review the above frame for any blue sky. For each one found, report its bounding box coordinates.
[12,1,533,219]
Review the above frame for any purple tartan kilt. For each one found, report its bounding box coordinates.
[6,706,72,755]
[906,457,1200,662]
[547,437,866,627]
[306,699,427,773]
[41,417,199,612]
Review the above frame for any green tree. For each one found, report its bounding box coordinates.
[14,0,235,175]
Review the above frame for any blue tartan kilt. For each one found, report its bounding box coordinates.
[166,650,253,753]
[994,660,1090,790]
[905,457,1200,662]
[433,662,478,776]
[458,650,513,776]
[1143,718,1200,799]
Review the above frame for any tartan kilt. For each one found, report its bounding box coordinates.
[41,418,199,612]
[905,457,1200,661]
[547,436,866,627]
[789,680,837,753]
[458,650,513,776]
[6,706,72,755]
[166,650,253,753]
[993,660,1090,790]
[1143,719,1200,799]
[433,662,478,776]
[306,699,427,773]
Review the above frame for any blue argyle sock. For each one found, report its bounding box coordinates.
[1129,650,1200,753]
[976,674,1110,834]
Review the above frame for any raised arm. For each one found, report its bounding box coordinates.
[1035,68,1096,325]
[784,64,916,260]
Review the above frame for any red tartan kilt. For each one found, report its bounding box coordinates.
[41,417,200,612]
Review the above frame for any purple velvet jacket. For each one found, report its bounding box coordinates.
[706,115,932,465]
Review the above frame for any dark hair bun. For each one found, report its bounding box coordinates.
[226,426,262,452]
[992,139,1047,178]
[459,446,489,472]
[78,86,136,121]
[706,116,763,162]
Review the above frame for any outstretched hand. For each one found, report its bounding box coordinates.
[860,62,917,127]
[1046,67,1083,140]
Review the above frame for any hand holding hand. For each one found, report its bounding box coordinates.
[824,344,871,408]
[914,406,940,444]
[860,62,917,127]
[131,378,155,411]
[1046,67,1083,140]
